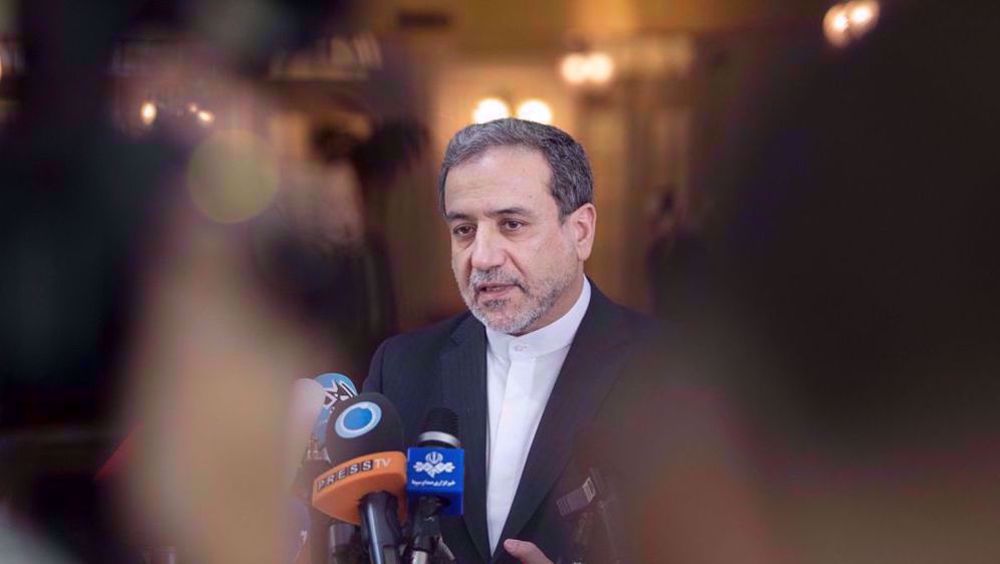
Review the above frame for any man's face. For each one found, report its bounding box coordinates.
[444,146,595,335]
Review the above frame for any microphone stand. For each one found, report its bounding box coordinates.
[407,496,441,564]
[359,491,402,564]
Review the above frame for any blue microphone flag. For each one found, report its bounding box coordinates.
[406,446,464,516]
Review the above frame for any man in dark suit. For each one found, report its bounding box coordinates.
[364,118,662,564]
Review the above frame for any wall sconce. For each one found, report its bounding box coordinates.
[824,0,880,48]
[472,97,553,125]
[140,101,158,126]
[559,51,615,86]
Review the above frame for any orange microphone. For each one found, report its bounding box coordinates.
[311,393,406,564]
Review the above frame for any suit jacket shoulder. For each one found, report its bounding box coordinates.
[364,311,474,393]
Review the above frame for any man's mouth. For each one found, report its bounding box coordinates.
[475,283,518,296]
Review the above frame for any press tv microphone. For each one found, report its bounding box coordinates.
[312,393,406,564]
[406,408,464,564]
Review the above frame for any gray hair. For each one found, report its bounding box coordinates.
[438,118,594,218]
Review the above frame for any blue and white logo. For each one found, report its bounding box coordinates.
[318,374,358,409]
[406,447,464,516]
[312,373,358,444]
[334,401,382,439]
[412,450,456,478]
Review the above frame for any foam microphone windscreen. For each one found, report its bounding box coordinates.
[418,407,460,447]
[311,393,407,525]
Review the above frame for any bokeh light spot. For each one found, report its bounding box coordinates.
[560,53,589,85]
[140,101,157,126]
[588,52,615,84]
[472,97,511,124]
[824,1,880,47]
[515,99,553,124]
[187,130,280,224]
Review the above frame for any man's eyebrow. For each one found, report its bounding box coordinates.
[445,207,536,222]
[486,207,534,219]
[445,211,473,222]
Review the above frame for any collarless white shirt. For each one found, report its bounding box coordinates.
[484,278,592,555]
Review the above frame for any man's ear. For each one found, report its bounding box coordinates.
[568,203,597,261]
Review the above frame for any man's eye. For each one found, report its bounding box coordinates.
[502,220,524,231]
[452,225,474,237]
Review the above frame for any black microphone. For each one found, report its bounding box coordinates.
[555,466,625,564]
[405,408,464,564]
[285,375,365,564]
[312,393,407,564]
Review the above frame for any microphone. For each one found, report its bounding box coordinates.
[555,467,627,564]
[312,393,407,564]
[312,373,360,447]
[285,378,327,489]
[290,373,361,564]
[283,372,365,495]
[406,408,464,564]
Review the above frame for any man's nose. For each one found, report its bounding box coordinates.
[469,227,506,271]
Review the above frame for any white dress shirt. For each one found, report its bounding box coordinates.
[484,278,592,554]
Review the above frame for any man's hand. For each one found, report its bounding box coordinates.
[503,539,553,564]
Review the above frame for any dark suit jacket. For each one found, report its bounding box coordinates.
[364,283,665,564]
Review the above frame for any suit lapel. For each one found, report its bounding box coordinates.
[440,314,491,562]
[495,286,633,554]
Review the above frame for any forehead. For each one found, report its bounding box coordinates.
[443,146,555,216]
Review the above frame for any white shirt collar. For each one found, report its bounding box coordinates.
[485,278,592,361]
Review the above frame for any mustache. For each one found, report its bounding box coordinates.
[468,269,524,292]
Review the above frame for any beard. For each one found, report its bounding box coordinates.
[455,264,576,335]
